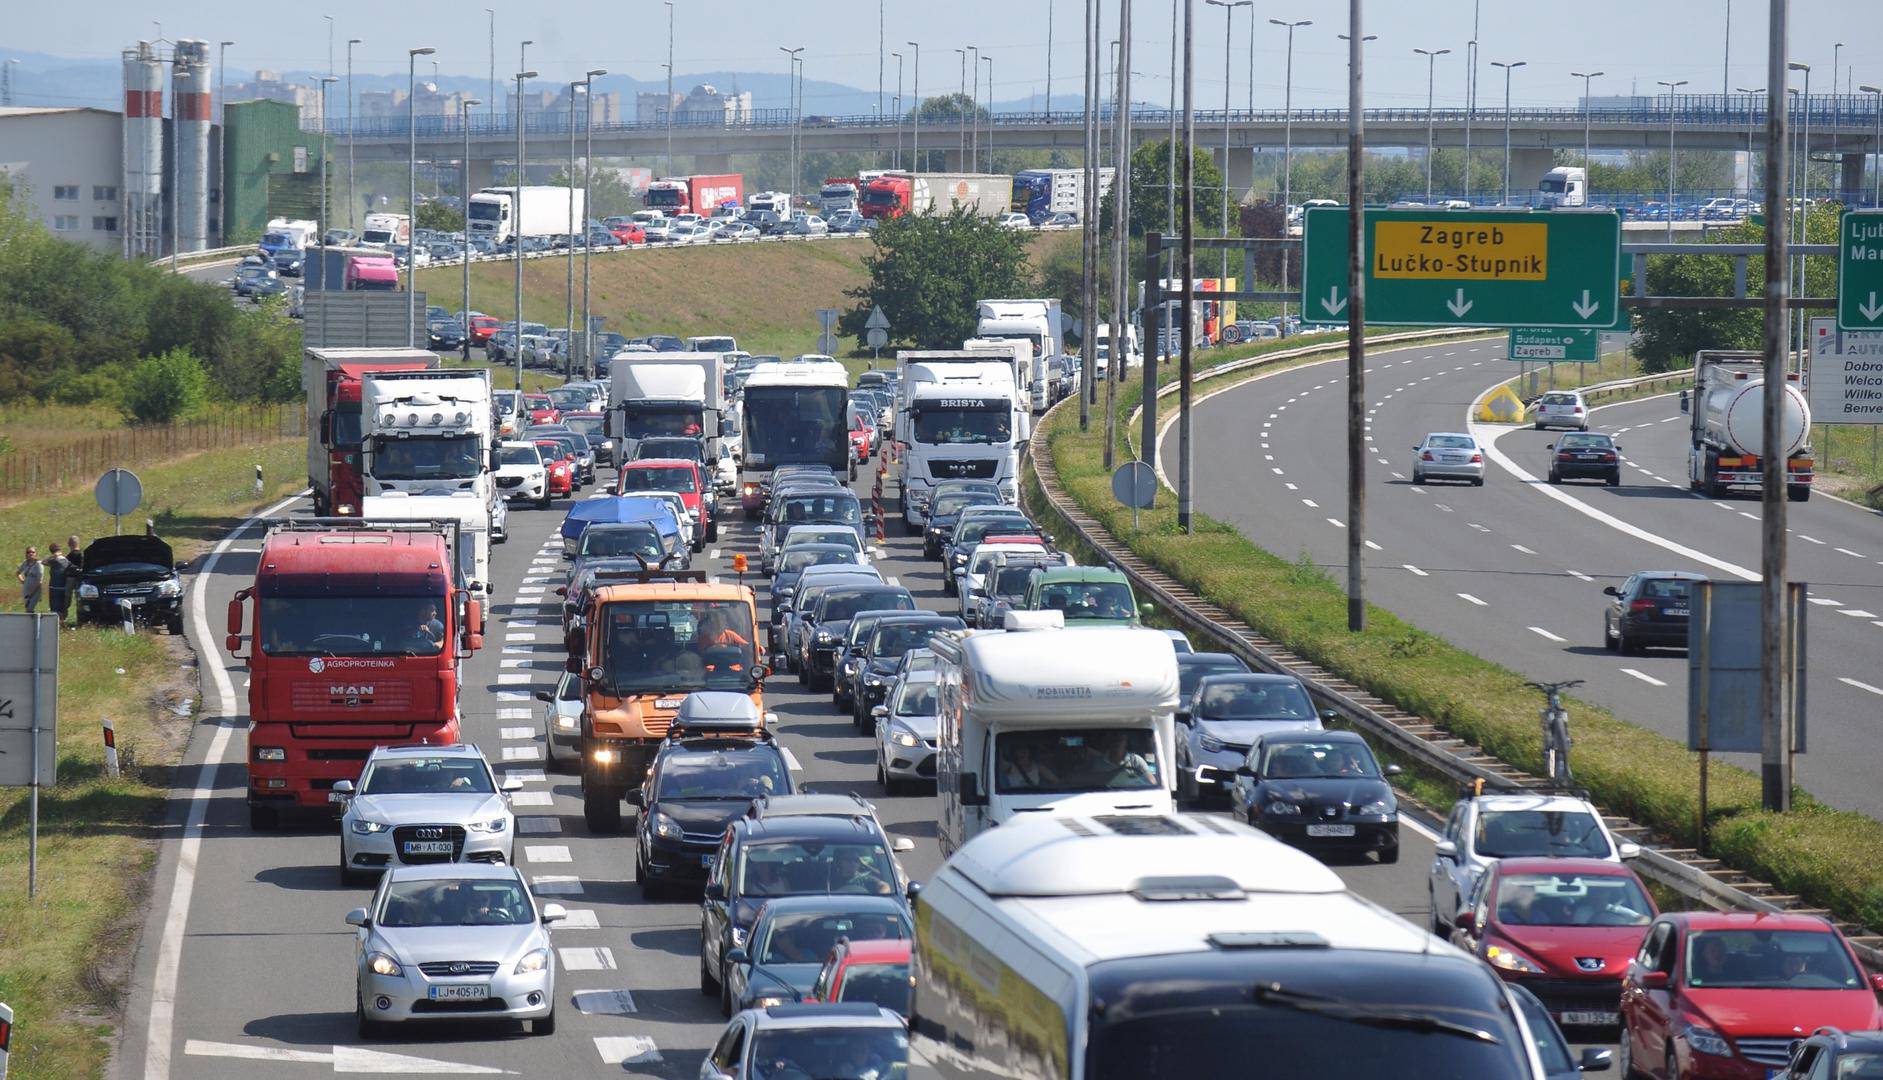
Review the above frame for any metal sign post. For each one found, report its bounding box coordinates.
[815,307,841,357]
[864,306,891,368]
[0,615,59,899]
[1111,460,1156,530]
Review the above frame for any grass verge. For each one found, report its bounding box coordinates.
[0,437,304,1080]
[1031,336,1883,933]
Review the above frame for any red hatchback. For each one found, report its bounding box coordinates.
[1619,911,1883,1079]
[1452,857,1656,1031]
[523,393,561,426]
[608,222,646,245]
[533,439,574,497]
[616,458,714,549]
[848,410,876,463]
[808,938,911,1018]
[468,314,503,344]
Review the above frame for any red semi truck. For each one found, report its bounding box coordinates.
[227,519,482,829]
[302,347,440,516]
[644,173,744,217]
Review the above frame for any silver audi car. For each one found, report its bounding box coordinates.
[335,744,519,885]
[348,863,564,1037]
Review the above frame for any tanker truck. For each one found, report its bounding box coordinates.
[1685,350,1814,501]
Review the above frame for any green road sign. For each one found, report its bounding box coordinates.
[1838,210,1883,332]
[1301,207,1622,329]
[1508,327,1600,362]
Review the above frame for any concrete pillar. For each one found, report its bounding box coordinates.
[695,153,732,174]
[1506,148,1558,203]
[1212,146,1256,203]
[1842,153,1868,207]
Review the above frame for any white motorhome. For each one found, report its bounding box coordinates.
[894,351,1031,525]
[907,813,1556,1080]
[358,493,499,632]
[606,352,727,460]
[747,191,793,221]
[360,368,496,516]
[359,212,410,248]
[932,619,1179,856]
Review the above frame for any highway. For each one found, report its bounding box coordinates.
[1161,337,1883,815]
[107,444,1615,1077]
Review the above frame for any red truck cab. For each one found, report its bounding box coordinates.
[860,175,912,219]
[311,356,436,516]
[227,521,480,829]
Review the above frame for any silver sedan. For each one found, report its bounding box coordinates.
[1411,432,1486,486]
[336,745,520,885]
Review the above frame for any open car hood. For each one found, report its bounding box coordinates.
[82,536,175,573]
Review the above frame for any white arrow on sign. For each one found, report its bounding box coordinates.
[1861,292,1883,322]
[1572,289,1601,319]
[183,1039,508,1074]
[1320,286,1347,317]
[1446,288,1474,318]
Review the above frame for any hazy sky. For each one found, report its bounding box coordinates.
[11,0,1883,110]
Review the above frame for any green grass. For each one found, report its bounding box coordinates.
[1032,336,1883,933]
[0,438,305,1079]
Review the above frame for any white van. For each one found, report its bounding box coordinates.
[908,813,1558,1079]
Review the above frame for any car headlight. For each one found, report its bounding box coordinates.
[1683,1023,1731,1058]
[730,927,748,948]
[1356,797,1395,816]
[254,746,286,762]
[652,812,681,840]
[1198,734,1226,754]
[366,951,403,977]
[350,818,390,834]
[841,659,860,675]
[556,714,578,729]
[1265,800,1302,816]
[890,725,921,748]
[513,947,549,975]
[467,817,508,833]
[155,579,182,597]
[78,583,99,599]
[752,995,790,1008]
[1485,945,1543,974]
[815,630,835,644]
[862,673,885,687]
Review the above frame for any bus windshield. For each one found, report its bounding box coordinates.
[745,386,847,465]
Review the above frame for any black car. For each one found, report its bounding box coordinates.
[1603,570,1702,654]
[1546,431,1622,486]
[272,249,304,277]
[921,483,1005,558]
[831,610,904,716]
[795,585,916,692]
[1174,651,1252,723]
[75,535,185,633]
[633,726,793,900]
[941,512,1037,594]
[1777,1027,1883,1079]
[634,435,708,465]
[1230,729,1401,863]
[847,613,964,729]
[427,319,465,351]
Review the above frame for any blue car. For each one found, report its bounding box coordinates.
[558,495,680,557]
[723,894,911,1015]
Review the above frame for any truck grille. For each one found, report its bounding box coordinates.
[929,459,998,480]
[288,681,415,711]
[417,960,500,977]
[392,824,466,864]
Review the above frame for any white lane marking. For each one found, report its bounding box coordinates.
[1567,570,1594,582]
[1433,503,1452,512]
[1302,498,1318,508]
[1364,540,1382,551]
[782,747,802,771]
[509,790,553,807]
[182,1041,505,1073]
[558,946,617,971]
[517,818,563,835]
[525,844,572,863]
[1404,564,1428,576]
[1272,467,1285,475]
[501,726,534,740]
[1529,627,1566,643]
[1799,534,1826,545]
[502,745,543,761]
[1836,548,1866,558]
[505,632,535,642]
[498,673,534,685]
[497,708,530,720]
[1840,609,1878,619]
[1808,597,1843,607]
[594,1037,663,1066]
[496,690,530,701]
[572,989,637,1016]
[503,768,547,783]
[887,576,900,587]
[1457,593,1487,606]
[1265,454,1274,461]
[1327,518,1346,528]
[709,548,721,559]
[530,874,584,895]
[149,490,304,1080]
[1510,544,1535,555]
[1285,483,1298,490]
[557,908,600,929]
[500,658,530,667]
[1839,677,1883,696]
[1467,523,1490,533]
[1738,511,1759,520]
[1620,668,1667,687]
[1391,472,1405,480]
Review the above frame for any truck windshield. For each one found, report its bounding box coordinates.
[862,188,899,207]
[646,189,684,209]
[596,599,757,693]
[259,595,449,656]
[467,201,503,222]
[370,434,484,480]
[621,407,703,439]
[912,402,1012,445]
[995,729,1162,794]
[744,387,847,465]
[330,405,364,448]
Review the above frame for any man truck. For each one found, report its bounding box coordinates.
[895,350,1031,527]
[466,186,586,245]
[302,347,440,517]
[361,367,496,502]
[1686,350,1814,501]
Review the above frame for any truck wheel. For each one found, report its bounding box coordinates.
[583,784,622,833]
[1788,485,1811,503]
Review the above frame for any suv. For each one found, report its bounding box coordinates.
[1021,565,1145,627]
[1778,1028,1883,1079]
[633,694,792,899]
[1603,570,1701,654]
[1533,390,1590,432]
[1428,791,1642,937]
[495,440,550,509]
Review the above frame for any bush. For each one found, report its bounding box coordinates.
[119,348,208,425]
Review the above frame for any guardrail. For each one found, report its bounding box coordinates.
[150,244,255,271]
[1028,332,1883,965]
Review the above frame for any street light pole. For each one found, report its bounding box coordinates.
[908,42,921,171]
[1737,86,1762,206]
[1046,0,1055,122]
[512,67,538,392]
[406,47,434,349]
[485,9,495,122]
[1658,79,1688,241]
[956,48,968,162]
[779,47,805,196]
[968,46,980,170]
[317,74,336,292]
[984,55,996,173]
[893,52,903,170]
[461,97,480,363]
[1490,59,1525,205]
[1757,0,1792,813]
[1271,18,1309,334]
[347,39,360,230]
[1572,70,1603,169]
[582,68,606,380]
[1344,0,1365,632]
[665,1,675,175]
[566,81,581,383]
[1079,0,1097,431]
[1415,48,1451,202]
[1207,0,1250,301]
[1104,0,1132,469]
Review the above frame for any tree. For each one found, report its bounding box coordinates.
[912,92,986,126]
[120,348,208,425]
[544,166,645,219]
[413,200,461,232]
[1103,139,1227,237]
[839,207,1033,350]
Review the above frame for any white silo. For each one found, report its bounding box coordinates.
[121,41,165,257]
[172,39,211,252]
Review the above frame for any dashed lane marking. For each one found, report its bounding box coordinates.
[1836,548,1866,559]
[1364,540,1381,551]
[502,745,543,762]
[502,768,547,783]
[1511,544,1535,555]
[1302,499,1318,508]
[497,709,530,720]
[1327,518,1346,529]
[1840,609,1879,619]
[1808,597,1843,607]
[1457,593,1487,606]
[557,908,600,929]
[525,844,571,863]
[509,791,553,807]
[530,875,583,895]
[1404,565,1428,576]
[558,946,617,971]
[1529,627,1566,643]
[1839,677,1883,696]
[1567,571,1594,582]
[1620,668,1667,687]
[517,818,563,835]
[594,1037,663,1066]
[1799,534,1826,545]
[572,990,637,1016]
[500,727,533,740]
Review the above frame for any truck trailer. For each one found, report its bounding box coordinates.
[1011,167,1115,223]
[860,173,1011,220]
[1686,350,1814,500]
[302,347,440,516]
[466,186,587,244]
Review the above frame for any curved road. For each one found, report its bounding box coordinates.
[1163,338,1883,815]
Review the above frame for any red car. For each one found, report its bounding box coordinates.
[1451,857,1656,1031]
[523,393,561,426]
[1619,911,1883,1079]
[532,439,574,497]
[467,314,503,344]
[848,410,877,463]
[807,938,911,1018]
[608,222,646,245]
[616,457,714,549]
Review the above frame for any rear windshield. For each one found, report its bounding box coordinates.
[821,590,914,622]
[621,466,698,493]
[1557,433,1612,449]
[1425,435,1475,449]
[780,495,862,526]
[780,549,859,574]
[1474,810,1611,859]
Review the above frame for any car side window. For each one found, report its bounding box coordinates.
[1442,803,1465,843]
[710,1022,746,1069]
[1470,873,1494,930]
[1637,923,1669,969]
[558,673,581,701]
[1619,575,1638,601]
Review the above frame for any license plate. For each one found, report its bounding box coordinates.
[121,596,145,606]
[1305,824,1356,837]
[403,841,454,855]
[700,853,715,867]
[428,984,490,1001]
[655,697,684,709]
[1665,608,1689,617]
[1557,1010,1619,1027]
[327,791,349,804]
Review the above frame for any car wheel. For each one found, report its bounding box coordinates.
[532,1009,556,1037]
[1411,469,1424,485]
[1607,471,1621,487]
[339,848,365,887]
[583,784,622,833]
[1471,476,1484,487]
[536,494,551,510]
[356,991,385,1041]
[1548,469,1561,484]
[1666,1046,1681,1080]
[720,971,733,1018]
[638,870,667,902]
[1376,844,1400,865]
[706,520,719,542]
[1534,421,1545,430]
[1617,630,1636,656]
[1427,884,1448,936]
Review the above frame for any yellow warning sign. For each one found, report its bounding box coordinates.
[1373,220,1549,281]
[1474,384,1529,424]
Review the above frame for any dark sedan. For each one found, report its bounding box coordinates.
[1602,570,1702,654]
[1546,432,1622,486]
[1228,729,1401,864]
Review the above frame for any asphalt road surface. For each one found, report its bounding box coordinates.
[114,447,1614,1077]
[1162,337,1883,815]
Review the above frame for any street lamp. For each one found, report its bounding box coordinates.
[664,1,675,174]
[1269,17,1310,333]
[512,67,538,392]
[460,97,481,363]
[955,48,968,161]
[1207,0,1252,250]
[967,46,980,170]
[1789,61,1810,246]
[1489,59,1525,205]
[317,75,337,279]
[780,46,805,194]
[566,79,584,382]
[346,38,361,230]
[1570,70,1603,170]
[908,42,921,171]
[1414,48,1451,202]
[216,41,234,125]
[1658,79,1689,240]
[581,69,606,379]
[1862,85,1882,208]
[983,54,995,172]
[407,46,435,348]
[1737,87,1762,206]
[892,51,903,170]
[484,9,495,121]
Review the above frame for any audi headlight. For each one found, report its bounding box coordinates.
[467,817,508,833]
[366,951,403,977]
[1683,1024,1731,1058]
[1356,797,1395,816]
[78,583,99,599]
[350,818,390,835]
[513,947,549,975]
[653,812,681,840]
[1485,945,1543,974]
[1265,801,1302,817]
[890,725,921,748]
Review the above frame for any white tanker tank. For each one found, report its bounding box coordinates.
[1686,350,1814,501]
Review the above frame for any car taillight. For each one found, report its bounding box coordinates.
[1572,406,1584,413]
[1470,453,1482,463]
[1602,453,1617,461]
[1421,451,1435,461]
[1557,452,1574,461]
[1629,599,1657,613]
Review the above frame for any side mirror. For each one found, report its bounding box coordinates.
[1453,908,1476,933]
[344,907,370,928]
[957,772,987,807]
[1546,443,1555,450]
[566,656,583,675]
[724,948,748,966]
[1235,764,1255,777]
[540,902,568,923]
[1385,764,1404,776]
[226,596,243,637]
[1618,841,1642,860]
[893,837,915,853]
[704,882,725,901]
[465,599,482,630]
[332,779,355,796]
[1602,586,1621,597]
[555,586,567,597]
[1869,972,1883,993]
[624,789,644,807]
[1175,712,1193,725]
[501,776,524,793]
[1435,839,1458,861]
[1638,970,1670,990]
[466,629,484,652]
[870,705,888,718]
[175,560,188,572]
[905,880,923,901]
[535,690,554,703]
[1579,1047,1613,1073]
[1139,602,1154,618]
[1319,708,1340,722]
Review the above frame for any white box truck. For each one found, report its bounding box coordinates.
[932,619,1180,857]
[361,368,496,508]
[909,173,1012,218]
[606,352,726,461]
[359,212,411,248]
[466,186,586,244]
[1537,166,1588,208]
[360,492,498,632]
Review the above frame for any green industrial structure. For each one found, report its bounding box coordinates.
[221,99,329,244]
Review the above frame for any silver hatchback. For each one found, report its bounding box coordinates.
[1412,432,1486,486]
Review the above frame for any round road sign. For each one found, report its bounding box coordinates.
[866,327,888,349]
[95,467,144,516]
[1111,461,1157,510]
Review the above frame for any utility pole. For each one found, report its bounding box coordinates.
[1344,0,1366,631]
[581,69,605,380]
[780,47,805,196]
[485,9,495,122]
[909,42,921,171]
[1046,0,1055,122]
[1722,0,1732,101]
[665,1,675,175]
[566,81,581,382]
[1658,79,1688,241]
[968,46,980,171]
[461,96,480,363]
[1572,70,1604,169]
[1491,59,1525,204]
[1863,85,1882,207]
[1415,48,1450,202]
[1758,0,1792,813]
[1207,1,1251,290]
[1178,0,1195,533]
[984,55,996,173]
[1104,0,1133,470]
[1271,18,1309,334]
[406,47,434,349]
[347,38,360,230]
[1079,0,1099,431]
[893,52,904,169]
[513,66,538,392]
[1465,0,1480,201]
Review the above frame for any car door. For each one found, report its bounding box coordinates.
[1607,574,1637,637]
[1430,801,1468,922]
[704,1017,747,1079]
[1623,921,1676,1069]
[701,839,734,974]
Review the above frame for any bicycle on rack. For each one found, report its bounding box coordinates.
[1527,680,1584,789]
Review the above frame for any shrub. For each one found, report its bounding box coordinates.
[119,348,208,425]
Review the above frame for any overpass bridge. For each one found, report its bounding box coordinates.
[333,95,1883,202]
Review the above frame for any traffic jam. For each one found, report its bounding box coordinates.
[213,341,1883,1079]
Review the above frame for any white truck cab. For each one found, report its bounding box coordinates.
[895,351,1031,525]
[1537,166,1588,208]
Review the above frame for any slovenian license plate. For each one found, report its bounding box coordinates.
[701,853,715,867]
[428,983,490,1001]
[403,841,454,855]
[1558,1010,1618,1027]
[1305,824,1356,837]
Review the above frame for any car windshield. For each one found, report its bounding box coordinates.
[580,526,665,559]
[780,549,858,575]
[779,495,862,527]
[1180,660,1249,700]
[498,445,540,466]
[747,1028,908,1080]
[369,434,484,480]
[995,729,1162,794]
[655,749,788,801]
[1558,433,1612,450]
[783,530,859,553]
[894,682,939,717]
[822,590,914,622]
[838,961,913,1015]
[991,565,1043,598]
[565,416,604,439]
[620,466,697,494]
[1197,680,1316,721]
[1832,1055,1883,1078]
[1474,810,1612,859]
[870,622,952,658]
[259,595,448,656]
[1037,581,1135,621]
[758,910,911,966]
[361,756,495,795]
[1425,435,1476,449]
[958,516,1030,544]
[596,599,757,693]
[1685,929,1863,990]
[737,842,897,898]
[1261,741,1381,779]
[379,878,532,928]
[1494,873,1652,927]
[1541,394,1580,407]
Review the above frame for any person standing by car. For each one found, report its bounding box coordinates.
[44,543,72,627]
[16,545,43,613]
[65,535,83,578]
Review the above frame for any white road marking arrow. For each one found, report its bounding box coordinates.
[1860,292,1883,321]
[1321,286,1348,317]
[1446,288,1473,318]
[1572,289,1601,319]
[183,1040,508,1074]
